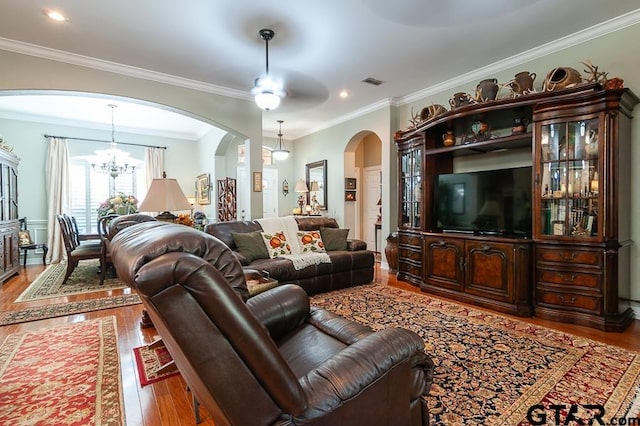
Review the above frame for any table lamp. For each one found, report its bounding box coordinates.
[294,179,308,214]
[138,172,191,222]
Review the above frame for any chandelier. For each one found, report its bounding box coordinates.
[251,29,286,111]
[272,120,290,161]
[91,104,136,178]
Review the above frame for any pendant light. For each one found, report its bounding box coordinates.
[251,28,285,111]
[272,119,290,161]
[91,104,136,178]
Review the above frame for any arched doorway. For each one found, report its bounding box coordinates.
[343,131,382,251]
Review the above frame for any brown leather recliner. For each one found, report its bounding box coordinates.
[111,221,434,425]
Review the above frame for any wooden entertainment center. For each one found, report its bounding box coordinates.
[394,83,638,331]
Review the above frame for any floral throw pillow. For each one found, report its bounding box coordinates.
[261,231,292,258]
[297,230,326,253]
[19,230,32,246]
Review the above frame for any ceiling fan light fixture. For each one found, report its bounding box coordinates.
[253,28,285,111]
[255,90,281,111]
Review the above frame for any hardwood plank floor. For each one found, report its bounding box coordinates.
[1,262,638,425]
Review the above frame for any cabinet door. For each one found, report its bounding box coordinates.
[423,236,464,291]
[399,145,422,229]
[537,117,600,239]
[464,241,513,302]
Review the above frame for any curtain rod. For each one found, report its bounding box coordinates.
[44,134,167,150]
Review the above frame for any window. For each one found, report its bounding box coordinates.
[70,158,145,233]
[237,144,273,165]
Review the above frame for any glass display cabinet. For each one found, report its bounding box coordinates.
[532,88,638,331]
[399,143,422,229]
[538,118,600,238]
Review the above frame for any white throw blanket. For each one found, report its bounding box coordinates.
[257,216,331,270]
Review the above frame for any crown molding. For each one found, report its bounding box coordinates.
[0,37,252,101]
[398,9,640,105]
[296,98,394,139]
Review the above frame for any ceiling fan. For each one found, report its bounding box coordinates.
[251,28,286,111]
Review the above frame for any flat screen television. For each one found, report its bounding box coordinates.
[433,166,532,238]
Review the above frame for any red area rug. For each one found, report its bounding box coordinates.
[0,316,125,425]
[133,343,180,386]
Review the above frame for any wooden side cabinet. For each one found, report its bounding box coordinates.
[0,149,20,285]
[423,234,533,316]
[0,222,20,282]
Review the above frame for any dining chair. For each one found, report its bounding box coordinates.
[56,214,103,285]
[18,217,48,266]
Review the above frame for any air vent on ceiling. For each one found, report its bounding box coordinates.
[361,77,383,86]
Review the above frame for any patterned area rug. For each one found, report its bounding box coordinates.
[133,343,181,386]
[310,284,640,425]
[0,294,141,326]
[15,260,126,302]
[0,317,125,425]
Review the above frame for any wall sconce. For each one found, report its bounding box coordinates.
[282,179,289,196]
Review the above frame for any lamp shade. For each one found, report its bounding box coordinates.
[138,177,191,217]
[294,179,309,193]
[272,148,290,161]
[309,180,320,192]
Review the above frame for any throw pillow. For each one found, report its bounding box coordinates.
[320,227,349,251]
[261,231,292,258]
[231,231,269,263]
[18,230,32,246]
[297,230,326,253]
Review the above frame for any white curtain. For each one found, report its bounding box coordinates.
[45,137,72,264]
[145,147,164,188]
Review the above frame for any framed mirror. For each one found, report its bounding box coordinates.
[306,160,327,211]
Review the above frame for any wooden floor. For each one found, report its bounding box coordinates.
[1,262,639,425]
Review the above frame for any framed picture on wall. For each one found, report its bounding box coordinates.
[345,178,356,190]
[345,191,356,201]
[196,173,211,205]
[253,172,263,192]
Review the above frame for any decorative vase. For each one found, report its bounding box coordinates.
[511,117,530,134]
[510,71,537,95]
[475,78,499,102]
[442,131,455,147]
[385,232,398,274]
[543,67,582,92]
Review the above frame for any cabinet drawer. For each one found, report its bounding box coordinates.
[537,269,601,290]
[537,290,602,314]
[399,247,422,262]
[399,260,422,278]
[398,233,422,247]
[536,247,601,266]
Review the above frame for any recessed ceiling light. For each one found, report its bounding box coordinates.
[43,9,67,22]
[339,90,349,99]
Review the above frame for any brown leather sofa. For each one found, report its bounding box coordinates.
[111,221,434,425]
[205,217,375,295]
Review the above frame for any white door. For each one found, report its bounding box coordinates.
[262,168,278,218]
[363,167,381,252]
